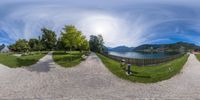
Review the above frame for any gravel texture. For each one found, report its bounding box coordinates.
[0,52,200,100]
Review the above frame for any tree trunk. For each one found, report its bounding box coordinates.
[70,47,72,61]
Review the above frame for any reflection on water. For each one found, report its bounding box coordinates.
[108,51,179,59]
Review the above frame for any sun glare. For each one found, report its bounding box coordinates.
[78,14,126,46]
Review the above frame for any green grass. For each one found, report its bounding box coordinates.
[53,51,84,68]
[97,53,189,83]
[0,52,47,68]
[195,54,200,61]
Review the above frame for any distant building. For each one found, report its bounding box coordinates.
[0,44,10,53]
[194,48,200,52]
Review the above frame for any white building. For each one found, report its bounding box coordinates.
[0,44,10,53]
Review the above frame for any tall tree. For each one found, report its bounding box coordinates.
[78,36,89,51]
[81,39,90,51]
[89,35,104,52]
[37,36,44,51]
[9,39,30,52]
[60,25,88,51]
[56,37,65,50]
[29,38,39,51]
[41,28,57,50]
[28,38,44,51]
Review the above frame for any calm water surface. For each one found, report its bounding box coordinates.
[108,51,179,59]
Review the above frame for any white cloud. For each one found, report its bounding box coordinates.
[1,0,200,46]
[76,13,129,47]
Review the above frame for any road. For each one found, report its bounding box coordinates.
[0,52,200,99]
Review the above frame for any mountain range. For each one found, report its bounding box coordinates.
[133,42,200,52]
[107,46,135,52]
[107,42,200,52]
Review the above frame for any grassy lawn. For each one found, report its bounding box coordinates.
[97,53,189,83]
[0,52,47,68]
[195,54,200,61]
[53,51,84,68]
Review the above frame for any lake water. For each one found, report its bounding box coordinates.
[108,51,179,59]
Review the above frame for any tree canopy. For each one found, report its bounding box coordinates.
[41,28,57,50]
[9,25,90,52]
[9,39,30,52]
[28,38,43,51]
[60,25,89,51]
[89,35,105,52]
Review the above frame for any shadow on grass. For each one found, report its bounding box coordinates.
[122,70,151,78]
[53,52,66,55]
[55,55,81,61]
[16,58,38,67]
[25,59,56,73]
[53,51,84,68]
[54,52,82,61]
[54,51,83,56]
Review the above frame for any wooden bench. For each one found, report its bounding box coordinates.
[81,54,88,60]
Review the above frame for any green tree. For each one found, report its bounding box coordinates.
[28,38,44,51]
[81,39,89,51]
[37,36,44,51]
[60,25,88,51]
[29,38,39,51]
[78,36,89,51]
[56,38,65,50]
[41,28,57,50]
[10,39,30,52]
[9,44,16,52]
[89,35,104,52]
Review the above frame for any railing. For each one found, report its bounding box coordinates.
[101,52,185,66]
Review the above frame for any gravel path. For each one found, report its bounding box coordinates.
[0,52,200,100]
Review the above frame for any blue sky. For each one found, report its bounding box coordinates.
[0,0,200,47]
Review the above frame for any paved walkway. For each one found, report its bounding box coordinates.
[0,53,200,99]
